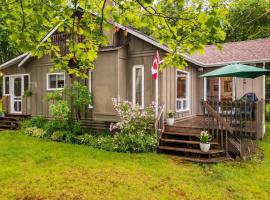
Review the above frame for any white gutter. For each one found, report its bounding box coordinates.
[202,58,270,67]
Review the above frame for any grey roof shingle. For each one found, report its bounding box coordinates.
[190,38,270,66]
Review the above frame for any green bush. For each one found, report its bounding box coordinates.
[113,131,157,153]
[49,100,70,120]
[76,134,114,151]
[20,117,48,129]
[23,127,46,138]
[65,133,77,143]
[76,131,157,153]
[51,131,66,142]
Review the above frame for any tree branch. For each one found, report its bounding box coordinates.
[100,0,107,33]
[19,0,26,31]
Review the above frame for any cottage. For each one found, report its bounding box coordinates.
[0,24,269,162]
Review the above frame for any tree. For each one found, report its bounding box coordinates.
[226,0,270,42]
[0,0,227,75]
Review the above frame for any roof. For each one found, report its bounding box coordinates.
[0,25,60,70]
[113,22,170,52]
[0,53,28,70]
[189,38,270,67]
[1,22,270,70]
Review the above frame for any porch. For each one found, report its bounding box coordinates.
[157,99,265,162]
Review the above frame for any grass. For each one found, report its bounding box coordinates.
[0,128,270,199]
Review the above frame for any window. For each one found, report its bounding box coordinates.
[23,75,30,91]
[47,73,65,90]
[176,70,189,112]
[3,76,10,95]
[132,65,144,108]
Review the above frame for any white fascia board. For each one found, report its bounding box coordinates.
[0,53,28,70]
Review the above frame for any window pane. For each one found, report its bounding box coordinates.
[57,74,65,88]
[14,77,22,97]
[24,75,29,91]
[177,74,186,98]
[49,75,57,88]
[135,68,142,106]
[176,100,182,110]
[5,77,9,94]
[183,100,187,110]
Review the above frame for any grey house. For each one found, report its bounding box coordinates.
[0,24,269,162]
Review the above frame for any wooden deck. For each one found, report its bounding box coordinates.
[173,116,205,129]
[171,115,256,138]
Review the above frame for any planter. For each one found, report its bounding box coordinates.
[166,118,175,126]
[200,142,210,152]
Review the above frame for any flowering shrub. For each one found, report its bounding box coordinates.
[107,99,157,152]
[110,98,155,133]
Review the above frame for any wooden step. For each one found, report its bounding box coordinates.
[0,116,18,121]
[163,131,200,137]
[158,146,225,154]
[0,120,17,124]
[179,156,231,163]
[159,138,218,145]
[165,126,203,133]
[0,124,17,128]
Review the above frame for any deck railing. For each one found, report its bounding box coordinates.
[202,100,265,156]
[202,100,265,140]
[202,101,230,155]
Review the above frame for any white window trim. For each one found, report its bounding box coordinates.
[132,65,144,109]
[3,74,30,96]
[176,69,190,112]
[46,72,65,91]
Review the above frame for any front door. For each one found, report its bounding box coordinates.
[10,76,23,114]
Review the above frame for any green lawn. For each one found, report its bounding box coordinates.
[0,128,270,200]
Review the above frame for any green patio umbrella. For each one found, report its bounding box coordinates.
[200,63,270,79]
[200,63,270,100]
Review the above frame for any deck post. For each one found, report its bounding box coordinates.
[256,100,264,139]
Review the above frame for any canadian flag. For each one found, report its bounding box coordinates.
[152,51,160,80]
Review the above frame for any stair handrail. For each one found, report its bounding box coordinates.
[203,101,233,134]
[154,103,165,139]
[203,101,233,157]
